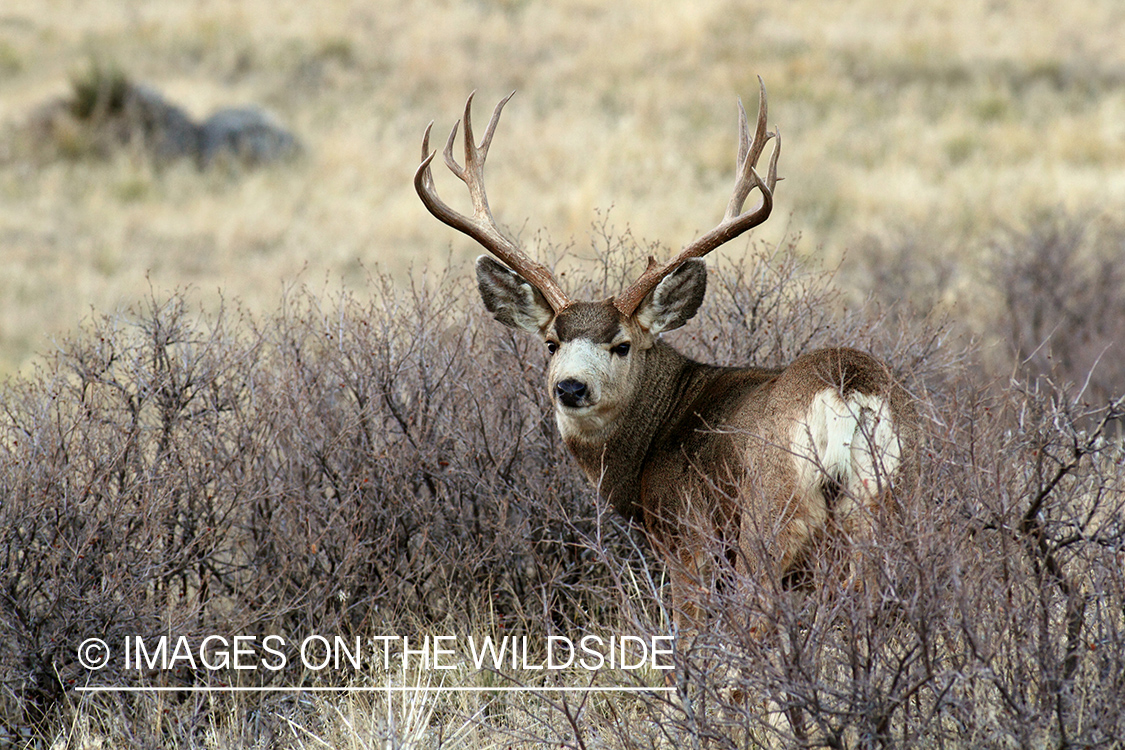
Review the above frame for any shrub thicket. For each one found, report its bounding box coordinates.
[1,233,1122,748]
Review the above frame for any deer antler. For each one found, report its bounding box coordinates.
[614,78,781,317]
[414,91,570,313]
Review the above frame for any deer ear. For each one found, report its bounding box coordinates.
[476,255,555,333]
[634,258,707,334]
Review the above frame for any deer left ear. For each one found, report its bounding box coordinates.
[634,258,707,334]
[476,255,556,333]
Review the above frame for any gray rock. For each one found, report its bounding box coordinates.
[197,106,302,167]
[122,84,202,161]
[33,73,303,168]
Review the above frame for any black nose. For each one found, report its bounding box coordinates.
[555,379,588,407]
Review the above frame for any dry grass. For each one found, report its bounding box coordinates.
[3,0,1125,373]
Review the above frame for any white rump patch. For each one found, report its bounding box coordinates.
[790,389,902,505]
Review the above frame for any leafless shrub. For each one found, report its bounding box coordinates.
[0,294,262,729]
[991,214,1125,410]
[839,231,960,323]
[0,266,641,740]
[844,212,1125,412]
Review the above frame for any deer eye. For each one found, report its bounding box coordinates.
[546,341,559,355]
[611,342,631,357]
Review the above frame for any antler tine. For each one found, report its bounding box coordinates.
[414,91,570,313]
[726,79,772,222]
[614,78,781,317]
[446,91,508,177]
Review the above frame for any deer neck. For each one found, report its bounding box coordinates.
[561,340,718,521]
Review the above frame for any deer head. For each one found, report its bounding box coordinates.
[414,84,780,441]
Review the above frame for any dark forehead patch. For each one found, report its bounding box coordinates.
[553,300,623,343]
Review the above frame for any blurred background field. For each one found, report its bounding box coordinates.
[2,0,1124,375]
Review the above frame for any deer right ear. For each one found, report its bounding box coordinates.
[476,256,556,333]
[635,258,707,334]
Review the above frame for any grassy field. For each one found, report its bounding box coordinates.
[2,0,1125,374]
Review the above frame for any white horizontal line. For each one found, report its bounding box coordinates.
[76,686,673,693]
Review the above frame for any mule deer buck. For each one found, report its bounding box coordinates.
[415,82,919,627]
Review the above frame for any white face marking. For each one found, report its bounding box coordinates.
[548,338,637,442]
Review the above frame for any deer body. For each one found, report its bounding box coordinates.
[415,84,919,624]
[477,281,918,621]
